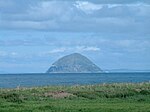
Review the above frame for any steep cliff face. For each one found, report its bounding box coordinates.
[47,53,102,73]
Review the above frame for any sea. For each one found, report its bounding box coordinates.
[0,72,150,88]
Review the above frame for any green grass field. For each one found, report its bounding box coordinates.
[0,82,150,112]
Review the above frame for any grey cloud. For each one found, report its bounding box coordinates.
[0,0,149,35]
[53,0,150,4]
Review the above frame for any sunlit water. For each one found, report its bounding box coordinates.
[0,73,150,88]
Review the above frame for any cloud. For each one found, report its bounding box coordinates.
[76,46,100,52]
[1,20,59,30]
[27,1,72,21]
[0,0,150,72]
[1,37,150,72]
[1,36,150,53]
[47,48,67,54]
[0,0,149,34]
[86,0,150,4]
[40,46,100,57]
[74,1,103,14]
[0,51,19,58]
[74,1,150,13]
[107,3,150,8]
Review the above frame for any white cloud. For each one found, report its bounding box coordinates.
[76,46,100,52]
[107,3,150,8]
[0,51,18,57]
[28,1,63,18]
[27,1,74,22]
[74,1,150,14]
[74,1,103,14]
[84,46,100,51]
[40,46,100,56]
[47,48,67,54]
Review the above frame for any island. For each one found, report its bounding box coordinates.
[46,53,103,73]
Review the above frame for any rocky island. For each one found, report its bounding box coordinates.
[47,53,102,73]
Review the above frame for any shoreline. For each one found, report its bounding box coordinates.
[0,71,150,75]
[0,81,150,89]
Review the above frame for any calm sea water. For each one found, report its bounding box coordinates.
[0,73,150,88]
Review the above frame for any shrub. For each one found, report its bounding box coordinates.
[0,92,24,103]
[140,90,150,95]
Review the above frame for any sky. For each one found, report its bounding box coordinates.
[0,0,150,73]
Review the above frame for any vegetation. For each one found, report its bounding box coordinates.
[0,82,150,112]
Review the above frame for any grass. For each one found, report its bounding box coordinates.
[0,82,150,112]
